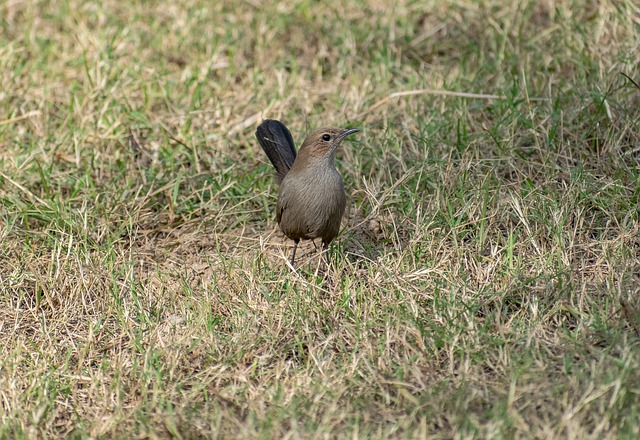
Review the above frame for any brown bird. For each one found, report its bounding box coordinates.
[256,119,359,265]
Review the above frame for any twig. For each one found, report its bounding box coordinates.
[0,172,48,206]
[620,72,640,91]
[0,110,41,126]
[355,88,549,119]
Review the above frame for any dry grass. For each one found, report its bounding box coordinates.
[1,0,640,438]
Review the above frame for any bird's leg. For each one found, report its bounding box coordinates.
[290,239,300,265]
[322,241,331,267]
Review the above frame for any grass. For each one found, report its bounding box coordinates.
[1,0,639,438]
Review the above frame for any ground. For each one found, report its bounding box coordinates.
[1,0,639,438]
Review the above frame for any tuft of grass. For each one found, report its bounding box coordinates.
[1,0,640,438]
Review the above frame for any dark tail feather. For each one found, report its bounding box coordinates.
[255,119,297,183]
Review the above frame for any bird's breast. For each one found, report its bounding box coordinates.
[277,164,346,240]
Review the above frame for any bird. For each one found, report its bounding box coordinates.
[255,119,359,265]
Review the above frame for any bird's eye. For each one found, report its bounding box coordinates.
[322,134,331,142]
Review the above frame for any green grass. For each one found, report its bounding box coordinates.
[1,0,640,438]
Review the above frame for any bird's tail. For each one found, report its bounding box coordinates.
[255,119,297,184]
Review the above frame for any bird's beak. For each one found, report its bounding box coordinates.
[336,128,360,143]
